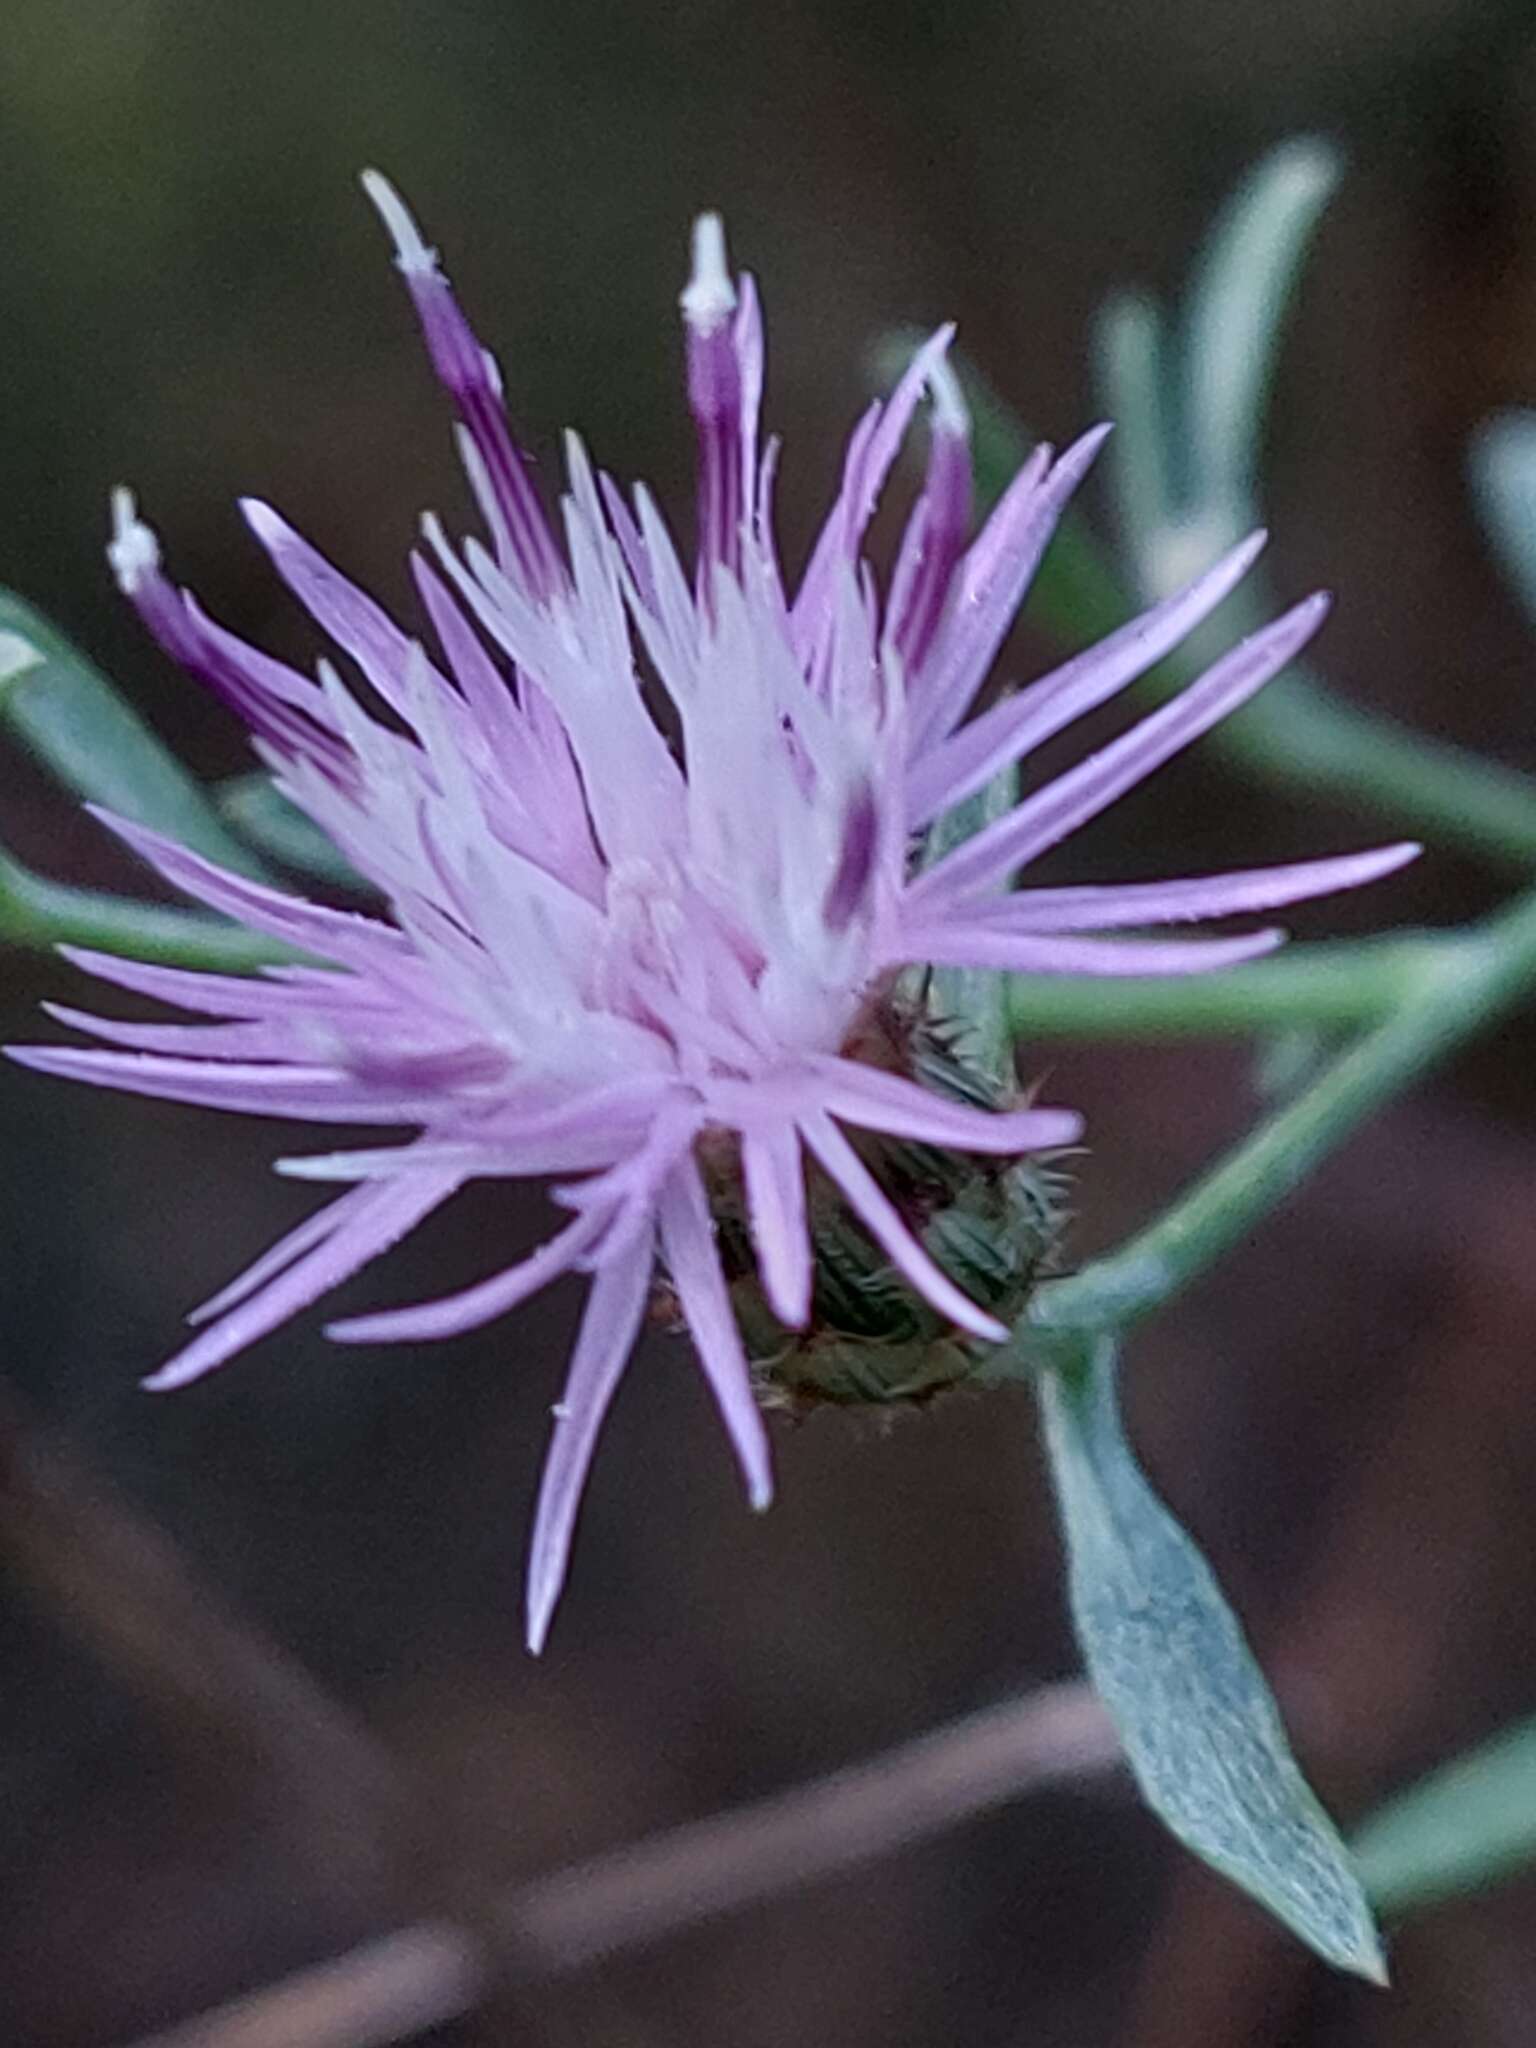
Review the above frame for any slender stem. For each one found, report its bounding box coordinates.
[0,1386,553,2039]
[122,1681,1116,2048]
[512,1682,1113,1971]
[0,1390,412,1893]
[119,1928,479,2048]
[0,854,293,971]
[1026,883,1536,1337]
[1005,930,1471,1039]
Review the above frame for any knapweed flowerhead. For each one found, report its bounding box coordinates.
[11,181,1416,1647]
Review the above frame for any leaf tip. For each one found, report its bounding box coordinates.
[0,630,43,692]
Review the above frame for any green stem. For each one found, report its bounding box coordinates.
[1022,884,1536,1338]
[0,853,293,971]
[1005,930,1471,1039]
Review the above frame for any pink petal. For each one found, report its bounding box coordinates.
[656,1157,773,1509]
[821,780,882,933]
[932,842,1422,934]
[280,1081,686,1189]
[910,592,1331,909]
[741,1122,812,1328]
[188,1181,386,1327]
[525,1235,656,1653]
[362,172,565,603]
[904,926,1287,976]
[40,1004,290,1061]
[410,551,511,723]
[89,810,408,968]
[908,424,1112,753]
[805,1055,1081,1154]
[110,498,349,773]
[905,531,1267,829]
[56,947,363,1020]
[243,500,441,721]
[327,1208,603,1344]
[888,397,972,674]
[143,1171,459,1390]
[6,1045,423,1123]
[791,327,956,657]
[682,216,753,585]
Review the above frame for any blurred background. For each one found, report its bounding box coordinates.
[5,1,1536,2042]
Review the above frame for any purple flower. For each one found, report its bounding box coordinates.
[11,181,1415,1647]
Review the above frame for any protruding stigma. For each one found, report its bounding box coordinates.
[360,168,438,276]
[927,354,969,439]
[107,487,160,595]
[681,212,736,333]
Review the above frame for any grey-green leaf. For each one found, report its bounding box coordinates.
[1470,410,1536,631]
[1038,1337,1386,1982]
[0,845,291,970]
[1355,1713,1536,1919]
[0,590,268,878]
[1094,290,1176,552]
[1181,136,1342,519]
[217,773,367,889]
[916,764,1018,1086]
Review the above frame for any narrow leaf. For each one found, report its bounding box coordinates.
[1182,137,1342,515]
[1355,1713,1536,1918]
[1037,1336,1386,1981]
[1470,411,1536,631]
[217,774,367,889]
[0,631,43,690]
[0,847,292,970]
[1094,291,1176,550]
[0,590,268,877]
[916,764,1017,1085]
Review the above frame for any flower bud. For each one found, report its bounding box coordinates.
[705,996,1072,1411]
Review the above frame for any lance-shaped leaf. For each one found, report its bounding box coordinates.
[1180,137,1342,522]
[0,589,266,877]
[217,774,368,889]
[1037,1336,1386,1982]
[916,763,1018,1086]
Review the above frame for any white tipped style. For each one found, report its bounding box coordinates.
[360,167,437,275]
[680,211,736,332]
[107,487,159,594]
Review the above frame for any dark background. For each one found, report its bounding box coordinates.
[4,2,1536,2042]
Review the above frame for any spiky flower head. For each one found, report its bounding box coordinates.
[10,181,1415,1647]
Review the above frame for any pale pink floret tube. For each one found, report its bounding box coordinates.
[10,180,1416,1648]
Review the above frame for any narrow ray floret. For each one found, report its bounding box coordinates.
[9,179,1417,1649]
